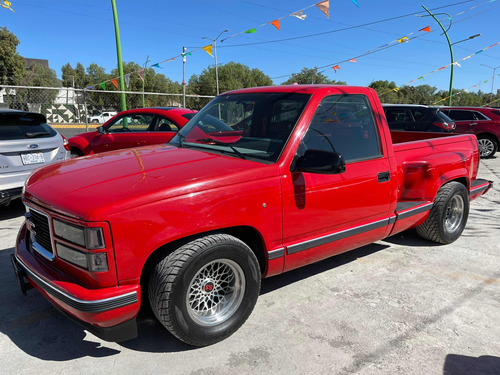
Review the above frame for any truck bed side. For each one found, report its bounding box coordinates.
[389,132,480,235]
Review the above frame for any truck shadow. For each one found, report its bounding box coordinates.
[0,199,25,221]
[0,230,457,358]
[443,354,500,374]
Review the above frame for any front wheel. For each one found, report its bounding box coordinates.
[416,182,469,244]
[148,234,261,346]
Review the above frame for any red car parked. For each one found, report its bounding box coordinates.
[69,107,196,157]
[441,107,500,158]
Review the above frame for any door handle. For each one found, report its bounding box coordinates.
[470,122,477,126]
[377,171,390,182]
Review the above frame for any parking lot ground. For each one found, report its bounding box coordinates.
[0,158,499,375]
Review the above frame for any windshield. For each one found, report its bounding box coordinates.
[170,92,310,162]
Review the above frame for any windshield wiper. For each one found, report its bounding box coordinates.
[196,138,246,159]
[25,132,51,138]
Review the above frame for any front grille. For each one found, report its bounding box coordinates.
[29,209,53,254]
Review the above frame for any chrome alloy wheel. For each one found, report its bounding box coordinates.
[186,259,245,326]
[444,195,464,233]
[478,138,495,157]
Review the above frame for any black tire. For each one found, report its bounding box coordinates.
[477,135,498,158]
[148,234,261,346]
[416,182,469,244]
[92,119,99,123]
[70,149,83,158]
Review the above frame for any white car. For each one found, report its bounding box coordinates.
[87,111,117,123]
[0,109,70,205]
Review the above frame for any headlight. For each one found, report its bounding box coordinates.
[53,219,105,249]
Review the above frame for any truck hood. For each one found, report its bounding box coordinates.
[24,144,275,220]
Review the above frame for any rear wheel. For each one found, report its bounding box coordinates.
[70,149,83,158]
[416,182,469,244]
[477,135,498,158]
[148,234,261,346]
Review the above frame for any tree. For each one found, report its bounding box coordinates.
[0,27,26,85]
[189,62,272,95]
[281,67,346,85]
[15,64,60,111]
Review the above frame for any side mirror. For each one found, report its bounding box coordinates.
[294,149,346,174]
[97,126,104,134]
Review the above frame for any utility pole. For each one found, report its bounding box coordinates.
[111,0,127,111]
[183,47,187,108]
[481,64,500,103]
[202,30,228,96]
[142,55,149,108]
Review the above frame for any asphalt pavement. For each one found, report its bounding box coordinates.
[0,157,499,375]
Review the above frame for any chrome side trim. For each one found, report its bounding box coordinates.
[395,202,433,221]
[15,254,138,313]
[287,217,391,255]
[268,248,285,260]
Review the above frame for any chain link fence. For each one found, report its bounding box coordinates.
[0,85,214,137]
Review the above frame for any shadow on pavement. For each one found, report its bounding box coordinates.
[1,231,448,358]
[0,199,25,221]
[443,354,500,374]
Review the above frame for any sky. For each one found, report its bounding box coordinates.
[3,0,500,95]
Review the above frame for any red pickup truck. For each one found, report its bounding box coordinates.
[12,85,492,346]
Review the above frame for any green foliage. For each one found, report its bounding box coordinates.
[0,27,26,85]
[281,67,346,85]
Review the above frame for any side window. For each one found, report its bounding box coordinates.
[106,114,155,132]
[301,95,382,163]
[472,111,488,121]
[411,108,427,121]
[385,109,410,123]
[448,110,474,121]
[157,117,178,132]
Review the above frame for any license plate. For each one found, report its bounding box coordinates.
[21,152,45,165]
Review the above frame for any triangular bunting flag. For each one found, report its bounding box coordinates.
[316,0,329,19]
[397,36,409,43]
[202,44,213,56]
[349,58,357,63]
[99,82,106,90]
[270,19,280,31]
[181,52,192,57]
[393,87,400,92]
[111,78,119,89]
[418,76,424,80]
[137,69,144,82]
[419,26,431,32]
[1,0,14,12]
[291,11,307,20]
[245,28,257,34]
[124,74,130,88]
[438,66,446,70]
[151,63,161,68]
[452,62,461,67]
[352,0,359,7]
[332,65,340,73]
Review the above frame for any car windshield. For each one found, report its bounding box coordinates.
[171,92,311,162]
[0,112,57,140]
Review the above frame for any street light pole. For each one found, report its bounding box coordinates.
[111,0,127,111]
[422,5,480,106]
[202,30,228,96]
[182,47,187,108]
[142,55,149,108]
[481,64,500,103]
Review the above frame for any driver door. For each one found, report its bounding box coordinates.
[93,113,156,153]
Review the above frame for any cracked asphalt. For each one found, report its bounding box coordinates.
[1,157,499,375]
